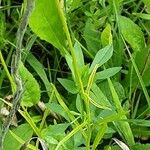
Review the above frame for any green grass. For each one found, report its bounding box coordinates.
[1,0,150,150]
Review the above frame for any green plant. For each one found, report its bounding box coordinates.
[1,0,150,150]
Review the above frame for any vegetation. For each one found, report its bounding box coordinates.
[1,0,150,149]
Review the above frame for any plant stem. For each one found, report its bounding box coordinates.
[0,0,34,149]
[0,50,16,92]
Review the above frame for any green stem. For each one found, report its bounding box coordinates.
[0,50,16,92]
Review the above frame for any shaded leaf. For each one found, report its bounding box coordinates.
[46,102,69,121]
[58,78,78,94]
[27,53,51,97]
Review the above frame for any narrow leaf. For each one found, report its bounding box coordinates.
[89,44,113,73]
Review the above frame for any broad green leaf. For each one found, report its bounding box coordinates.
[26,53,51,97]
[4,124,33,150]
[89,44,113,73]
[74,41,84,70]
[119,16,146,52]
[58,78,78,94]
[29,0,67,53]
[19,62,41,107]
[96,67,122,81]
[101,24,112,47]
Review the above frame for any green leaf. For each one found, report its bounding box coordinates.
[101,24,112,47]
[42,123,69,137]
[65,54,75,78]
[126,46,150,87]
[46,102,69,121]
[0,12,5,47]
[58,78,78,94]
[70,0,82,11]
[133,13,150,20]
[143,0,150,13]
[42,123,69,144]
[127,119,150,127]
[83,19,101,55]
[89,44,113,73]
[76,94,84,114]
[4,124,33,150]
[74,41,84,70]
[132,144,150,150]
[90,83,111,108]
[96,67,122,81]
[119,16,146,52]
[26,53,51,97]
[19,62,41,107]
[29,0,67,53]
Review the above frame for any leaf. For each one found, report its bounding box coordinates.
[133,13,150,20]
[76,94,84,114]
[119,16,146,52]
[29,0,67,53]
[42,123,69,137]
[132,144,150,150]
[4,124,33,150]
[58,78,78,94]
[101,24,112,47]
[46,102,69,121]
[127,119,150,127]
[90,83,111,108]
[70,0,82,11]
[83,19,101,55]
[65,54,75,78]
[96,67,122,81]
[74,41,84,70]
[126,45,150,87]
[0,12,5,46]
[26,53,51,97]
[41,123,69,144]
[19,62,41,107]
[89,44,113,73]
[143,0,150,13]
